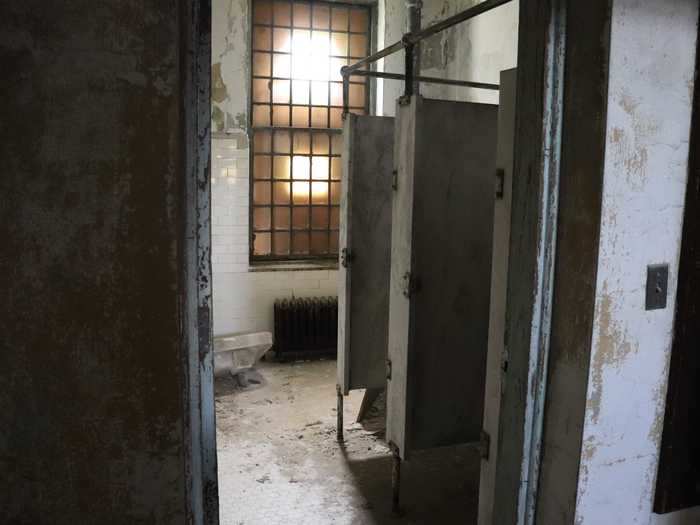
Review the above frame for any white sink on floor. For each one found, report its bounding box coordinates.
[213,331,273,378]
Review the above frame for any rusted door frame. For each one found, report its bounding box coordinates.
[493,0,566,523]
[181,0,218,523]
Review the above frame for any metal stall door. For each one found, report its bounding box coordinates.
[479,68,517,525]
[338,115,395,396]
[387,97,498,459]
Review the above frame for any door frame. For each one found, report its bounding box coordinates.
[181,0,218,523]
[493,0,567,523]
[178,0,576,523]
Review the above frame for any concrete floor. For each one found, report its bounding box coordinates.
[216,359,481,525]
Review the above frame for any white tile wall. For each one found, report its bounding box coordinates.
[211,136,339,336]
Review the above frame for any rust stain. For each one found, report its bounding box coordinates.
[647,352,671,446]
[588,283,637,424]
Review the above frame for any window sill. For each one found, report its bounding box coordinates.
[248,260,339,273]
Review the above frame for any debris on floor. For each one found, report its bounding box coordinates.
[216,359,480,525]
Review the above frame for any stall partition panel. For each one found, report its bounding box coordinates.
[387,97,498,459]
[338,114,394,394]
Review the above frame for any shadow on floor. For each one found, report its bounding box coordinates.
[340,442,480,524]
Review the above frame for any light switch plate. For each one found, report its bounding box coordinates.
[646,264,669,311]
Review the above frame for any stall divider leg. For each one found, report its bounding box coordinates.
[391,442,402,515]
[336,384,344,443]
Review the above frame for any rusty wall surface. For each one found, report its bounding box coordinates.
[0,2,190,522]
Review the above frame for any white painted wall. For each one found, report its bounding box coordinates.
[576,1,699,524]
[211,0,338,337]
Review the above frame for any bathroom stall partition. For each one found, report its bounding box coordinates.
[337,114,394,436]
[386,96,498,460]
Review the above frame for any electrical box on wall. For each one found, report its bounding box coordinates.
[646,264,669,311]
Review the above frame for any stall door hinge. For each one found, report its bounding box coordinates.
[340,248,354,268]
[392,169,398,191]
[386,358,392,380]
[495,168,505,199]
[402,271,420,298]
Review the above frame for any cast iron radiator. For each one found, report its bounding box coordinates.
[273,297,338,360]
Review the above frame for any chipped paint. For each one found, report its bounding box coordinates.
[587,283,637,424]
[575,1,698,523]
[212,0,249,132]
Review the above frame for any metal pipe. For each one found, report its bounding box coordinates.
[336,384,344,443]
[342,75,350,117]
[405,0,513,45]
[343,0,513,75]
[348,69,500,90]
[404,43,414,99]
[406,0,422,96]
[343,40,405,75]
[391,445,402,515]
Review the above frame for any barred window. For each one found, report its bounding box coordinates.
[250,0,371,261]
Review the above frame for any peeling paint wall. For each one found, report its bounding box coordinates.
[576,1,700,523]
[0,1,191,522]
[212,0,249,133]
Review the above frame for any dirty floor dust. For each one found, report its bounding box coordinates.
[216,359,480,525]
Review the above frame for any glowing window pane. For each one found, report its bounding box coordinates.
[292,208,309,229]
[272,105,290,126]
[292,80,309,104]
[254,233,271,255]
[311,157,329,180]
[292,156,310,179]
[331,7,349,31]
[253,52,271,77]
[331,33,348,57]
[250,0,369,260]
[311,231,328,254]
[254,27,272,51]
[273,1,291,25]
[274,207,290,230]
[273,28,291,52]
[349,9,368,32]
[311,81,328,105]
[254,131,272,152]
[273,156,291,179]
[312,207,329,229]
[272,54,291,78]
[311,182,328,204]
[292,181,310,204]
[272,79,290,103]
[293,132,311,154]
[312,133,329,154]
[312,5,330,29]
[273,131,291,153]
[274,182,291,204]
[292,232,309,254]
[254,207,271,230]
[293,3,311,27]
[254,0,272,24]
[254,156,272,178]
[253,78,270,103]
[273,232,290,255]
[254,182,271,205]
[310,107,328,127]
